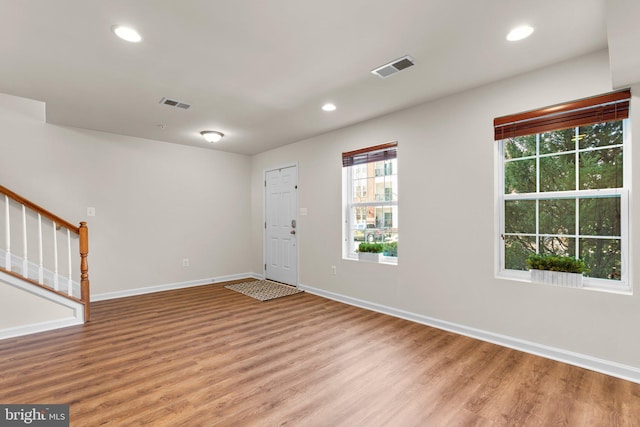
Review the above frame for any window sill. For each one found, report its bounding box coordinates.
[496,270,632,295]
[344,254,398,266]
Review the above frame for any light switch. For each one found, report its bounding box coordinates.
[87,207,96,217]
[300,208,308,216]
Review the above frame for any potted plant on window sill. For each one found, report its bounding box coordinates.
[526,253,588,288]
[357,243,384,263]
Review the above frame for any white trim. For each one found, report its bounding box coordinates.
[0,269,84,317]
[0,268,85,340]
[91,272,262,301]
[496,269,632,295]
[298,283,640,385]
[503,188,626,200]
[342,167,350,258]
[622,118,632,292]
[0,317,82,340]
[344,254,398,266]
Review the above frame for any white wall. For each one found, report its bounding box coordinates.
[0,92,253,329]
[251,50,640,371]
[0,285,74,329]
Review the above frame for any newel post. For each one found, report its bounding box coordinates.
[79,221,90,322]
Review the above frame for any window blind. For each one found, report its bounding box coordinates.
[342,142,397,167]
[493,89,631,141]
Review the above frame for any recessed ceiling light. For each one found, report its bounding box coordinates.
[506,25,534,42]
[111,25,143,43]
[322,103,336,112]
[200,131,224,143]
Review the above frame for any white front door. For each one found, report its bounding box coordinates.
[265,165,298,285]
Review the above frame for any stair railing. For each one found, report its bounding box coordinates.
[0,185,90,322]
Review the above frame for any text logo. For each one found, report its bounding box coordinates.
[0,405,69,426]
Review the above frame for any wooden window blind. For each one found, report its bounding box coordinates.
[342,142,397,167]
[493,89,631,141]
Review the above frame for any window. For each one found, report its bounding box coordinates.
[343,142,398,261]
[495,90,630,291]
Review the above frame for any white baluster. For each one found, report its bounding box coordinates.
[53,221,59,291]
[38,214,44,284]
[22,205,28,278]
[4,195,10,272]
[67,228,73,296]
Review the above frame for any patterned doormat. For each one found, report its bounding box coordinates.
[224,280,303,301]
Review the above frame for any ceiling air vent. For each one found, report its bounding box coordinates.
[159,97,191,109]
[371,55,415,78]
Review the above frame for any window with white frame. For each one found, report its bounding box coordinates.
[342,142,398,261]
[495,90,631,290]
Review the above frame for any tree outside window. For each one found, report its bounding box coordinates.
[496,90,630,289]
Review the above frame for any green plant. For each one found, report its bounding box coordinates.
[358,242,383,253]
[525,253,588,274]
[382,241,397,257]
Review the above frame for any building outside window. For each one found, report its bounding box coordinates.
[494,90,630,291]
[342,142,398,262]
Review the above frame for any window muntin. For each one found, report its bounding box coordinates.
[500,121,628,287]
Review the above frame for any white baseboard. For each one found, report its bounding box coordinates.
[298,283,640,385]
[0,317,82,340]
[92,272,262,301]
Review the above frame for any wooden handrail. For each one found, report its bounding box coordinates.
[1,185,90,322]
[0,185,79,234]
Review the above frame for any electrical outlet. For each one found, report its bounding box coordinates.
[182,258,189,267]
[331,265,336,275]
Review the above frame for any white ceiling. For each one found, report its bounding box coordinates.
[0,0,634,155]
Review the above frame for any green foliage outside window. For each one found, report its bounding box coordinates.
[383,241,397,257]
[357,241,398,257]
[503,121,624,281]
[357,243,383,253]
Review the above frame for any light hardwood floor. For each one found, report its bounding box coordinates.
[1,279,639,426]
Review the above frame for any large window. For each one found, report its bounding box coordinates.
[495,90,630,290]
[343,142,398,261]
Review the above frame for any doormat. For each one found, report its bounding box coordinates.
[224,280,303,301]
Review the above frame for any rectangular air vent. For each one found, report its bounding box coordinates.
[159,97,191,109]
[371,55,415,78]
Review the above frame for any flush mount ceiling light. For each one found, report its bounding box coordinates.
[506,25,534,41]
[111,25,143,42]
[200,131,224,143]
[322,103,337,112]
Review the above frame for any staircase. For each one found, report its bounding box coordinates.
[0,185,90,324]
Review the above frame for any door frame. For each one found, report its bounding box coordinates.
[263,162,299,285]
